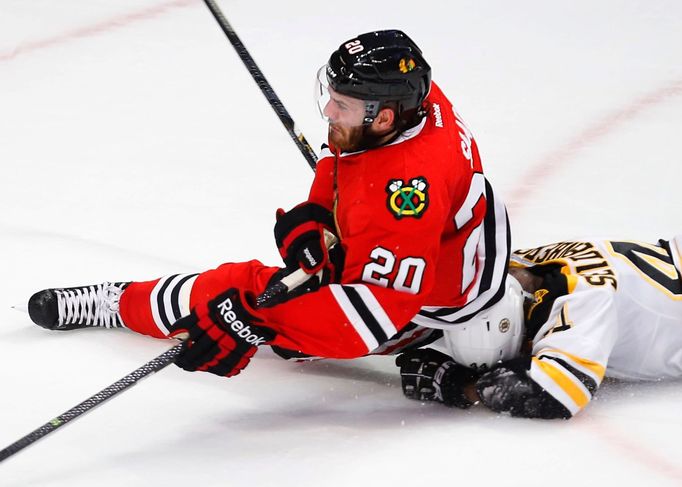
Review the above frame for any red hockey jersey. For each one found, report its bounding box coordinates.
[262,82,510,358]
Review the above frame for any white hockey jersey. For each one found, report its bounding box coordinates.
[510,235,682,416]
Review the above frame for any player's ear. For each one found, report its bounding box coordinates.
[373,107,396,132]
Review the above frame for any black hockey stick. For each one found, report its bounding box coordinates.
[202,0,318,171]
[2,3,323,464]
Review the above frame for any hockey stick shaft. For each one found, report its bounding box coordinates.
[0,342,185,463]
[202,0,318,171]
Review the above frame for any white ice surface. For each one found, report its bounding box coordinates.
[1,1,681,485]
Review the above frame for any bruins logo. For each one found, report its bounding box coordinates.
[386,177,429,219]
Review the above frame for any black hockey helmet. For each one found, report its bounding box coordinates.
[324,29,432,126]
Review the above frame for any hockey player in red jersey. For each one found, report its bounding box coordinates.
[27,30,510,379]
[396,235,682,419]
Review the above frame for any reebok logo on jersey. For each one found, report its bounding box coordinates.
[217,297,268,346]
[385,177,429,219]
[432,103,443,128]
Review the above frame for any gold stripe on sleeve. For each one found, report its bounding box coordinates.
[538,348,606,381]
[533,357,590,409]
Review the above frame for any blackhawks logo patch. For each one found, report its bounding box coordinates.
[398,57,416,73]
[386,177,429,219]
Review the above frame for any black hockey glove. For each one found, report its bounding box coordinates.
[168,288,276,378]
[475,357,571,419]
[396,348,479,409]
[274,202,343,281]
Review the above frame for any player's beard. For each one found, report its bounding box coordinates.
[327,123,364,152]
[328,123,395,153]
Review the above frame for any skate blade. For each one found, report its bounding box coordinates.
[11,303,28,314]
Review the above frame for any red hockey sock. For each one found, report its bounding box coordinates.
[119,279,168,339]
[118,262,279,340]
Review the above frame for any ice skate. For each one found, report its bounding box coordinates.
[28,282,129,331]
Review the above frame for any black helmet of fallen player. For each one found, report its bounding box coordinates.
[325,29,432,131]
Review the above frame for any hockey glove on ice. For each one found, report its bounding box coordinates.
[274,202,342,280]
[396,348,479,409]
[475,357,571,419]
[169,288,275,378]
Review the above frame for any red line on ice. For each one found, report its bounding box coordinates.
[513,78,682,480]
[507,78,682,212]
[0,0,196,63]
[581,417,682,483]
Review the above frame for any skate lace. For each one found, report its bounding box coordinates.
[56,283,124,328]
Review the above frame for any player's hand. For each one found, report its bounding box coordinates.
[169,288,275,378]
[396,348,478,409]
[475,357,571,419]
[274,202,340,276]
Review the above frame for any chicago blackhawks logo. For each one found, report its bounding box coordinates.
[398,57,416,73]
[386,177,429,219]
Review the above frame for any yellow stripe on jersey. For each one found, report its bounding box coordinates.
[537,347,606,381]
[559,267,579,293]
[532,357,590,409]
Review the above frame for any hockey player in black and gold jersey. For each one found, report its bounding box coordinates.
[396,235,682,419]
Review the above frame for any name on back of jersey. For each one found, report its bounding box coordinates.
[514,241,618,289]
